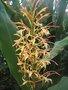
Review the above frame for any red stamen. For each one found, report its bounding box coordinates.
[50,60,58,66]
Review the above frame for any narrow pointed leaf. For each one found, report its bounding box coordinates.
[48,37,68,60]
[0,1,28,90]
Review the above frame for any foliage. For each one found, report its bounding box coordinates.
[0,0,68,90]
[0,1,24,90]
[0,50,21,90]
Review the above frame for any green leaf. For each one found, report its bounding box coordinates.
[0,1,28,90]
[48,76,68,90]
[1,0,17,15]
[0,0,21,85]
[49,37,68,60]
[53,0,67,40]
[0,42,2,49]
[1,0,24,21]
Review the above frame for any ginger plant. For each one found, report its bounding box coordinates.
[13,0,58,90]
